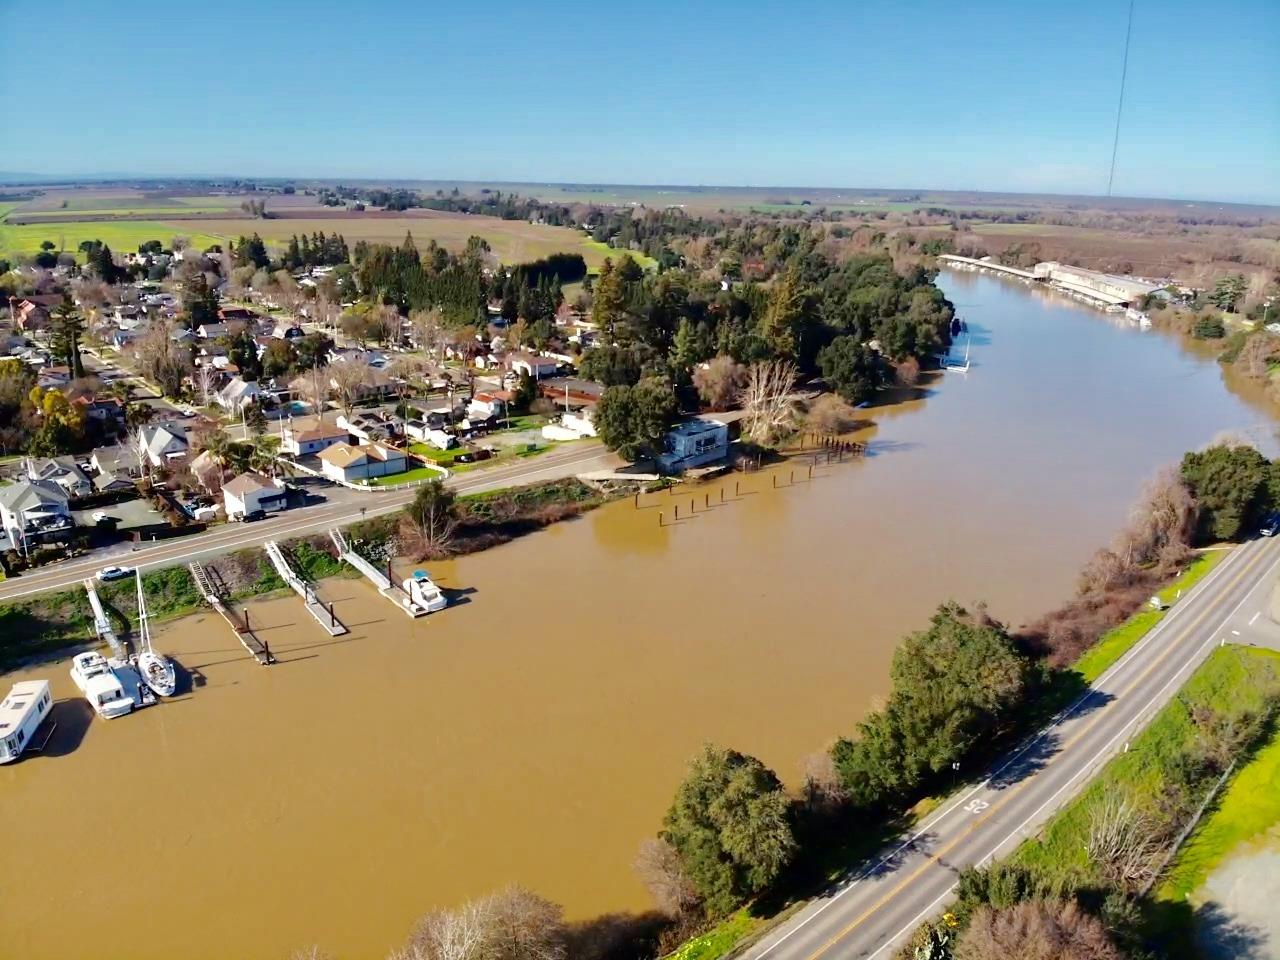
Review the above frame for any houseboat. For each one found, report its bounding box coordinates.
[70,652,134,719]
[0,680,54,763]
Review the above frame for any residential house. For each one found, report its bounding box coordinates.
[0,479,73,544]
[37,365,71,390]
[9,294,61,332]
[317,442,408,483]
[467,393,507,419]
[656,418,730,474]
[73,396,126,436]
[136,423,189,467]
[508,352,559,380]
[169,327,196,345]
[111,328,138,350]
[93,470,135,494]
[272,322,305,341]
[222,472,288,519]
[217,377,261,411]
[218,306,259,323]
[197,322,230,340]
[91,445,134,477]
[280,416,347,457]
[26,457,93,498]
[538,377,602,409]
[542,408,597,442]
[188,450,224,492]
[337,410,404,443]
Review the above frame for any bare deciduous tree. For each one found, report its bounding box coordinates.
[410,307,445,358]
[739,360,799,445]
[955,900,1123,960]
[800,747,850,814]
[804,394,860,436]
[397,886,567,960]
[693,355,746,411]
[633,838,700,917]
[1086,793,1165,892]
[194,362,217,407]
[329,361,373,418]
[135,322,193,397]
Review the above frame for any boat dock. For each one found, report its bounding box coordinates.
[82,579,126,659]
[329,529,428,618]
[188,561,275,665]
[263,541,348,637]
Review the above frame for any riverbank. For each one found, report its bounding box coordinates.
[0,478,612,671]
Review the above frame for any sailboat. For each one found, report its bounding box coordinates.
[134,570,177,698]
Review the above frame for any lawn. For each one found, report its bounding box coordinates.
[1073,550,1230,683]
[0,219,222,260]
[581,239,658,271]
[665,910,761,960]
[367,463,448,487]
[1156,725,1280,902]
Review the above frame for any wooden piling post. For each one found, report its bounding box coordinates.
[808,463,813,479]
[659,512,664,526]
[674,504,679,520]
[720,487,725,503]
[329,602,336,629]
[704,492,709,508]
[735,480,740,496]
[790,469,795,484]
[634,491,640,509]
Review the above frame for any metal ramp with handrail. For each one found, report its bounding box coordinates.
[263,540,348,636]
[188,561,274,665]
[329,529,429,618]
[82,579,125,659]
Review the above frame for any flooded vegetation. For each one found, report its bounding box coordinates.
[3,273,1277,959]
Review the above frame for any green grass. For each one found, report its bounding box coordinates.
[581,240,657,272]
[12,206,235,220]
[0,219,222,260]
[664,909,761,960]
[1073,550,1230,684]
[367,463,448,487]
[1012,646,1280,891]
[1156,725,1280,902]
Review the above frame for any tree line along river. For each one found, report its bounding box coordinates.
[1,271,1275,960]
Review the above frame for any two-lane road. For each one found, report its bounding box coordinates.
[0,441,617,603]
[744,536,1280,960]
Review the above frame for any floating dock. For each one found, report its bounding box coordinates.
[329,529,429,618]
[188,561,275,665]
[263,541,348,637]
[82,579,126,659]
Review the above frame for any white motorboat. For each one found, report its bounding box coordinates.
[402,570,448,613]
[134,570,176,697]
[70,652,133,719]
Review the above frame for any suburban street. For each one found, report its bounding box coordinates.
[0,441,617,602]
[741,535,1280,960]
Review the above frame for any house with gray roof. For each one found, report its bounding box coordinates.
[26,457,92,498]
[136,423,189,467]
[0,479,73,545]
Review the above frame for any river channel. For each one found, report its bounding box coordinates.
[2,272,1276,959]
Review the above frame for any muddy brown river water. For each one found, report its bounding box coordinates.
[3,272,1276,959]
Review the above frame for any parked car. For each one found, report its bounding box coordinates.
[1261,514,1280,537]
[91,510,110,523]
[241,509,267,523]
[96,565,133,582]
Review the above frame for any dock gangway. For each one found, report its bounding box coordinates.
[188,561,274,665]
[82,579,125,659]
[329,529,429,618]
[263,541,348,636]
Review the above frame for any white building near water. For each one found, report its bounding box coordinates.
[0,680,53,764]
[222,472,288,519]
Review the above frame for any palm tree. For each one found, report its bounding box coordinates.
[197,427,234,468]
[250,435,283,478]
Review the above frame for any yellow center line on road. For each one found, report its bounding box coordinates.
[800,538,1274,960]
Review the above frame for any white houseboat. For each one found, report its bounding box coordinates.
[0,680,54,763]
[402,570,449,613]
[70,652,134,719]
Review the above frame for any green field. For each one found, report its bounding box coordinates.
[581,240,657,271]
[0,219,222,259]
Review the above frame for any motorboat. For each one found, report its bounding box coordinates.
[136,651,176,698]
[70,652,133,719]
[402,570,448,614]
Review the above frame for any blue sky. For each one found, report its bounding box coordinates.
[3,0,1277,203]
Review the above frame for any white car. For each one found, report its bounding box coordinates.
[96,565,133,582]
[91,511,109,523]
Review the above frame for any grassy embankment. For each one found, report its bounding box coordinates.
[1073,550,1228,683]
[0,480,606,671]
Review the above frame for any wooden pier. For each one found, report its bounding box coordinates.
[263,541,348,637]
[188,561,275,665]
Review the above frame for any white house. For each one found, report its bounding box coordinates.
[467,393,507,419]
[137,423,189,467]
[508,353,559,379]
[338,411,404,443]
[222,472,288,519]
[317,442,408,484]
[197,322,230,340]
[0,479,73,545]
[280,416,348,457]
[542,408,597,441]
[217,377,261,411]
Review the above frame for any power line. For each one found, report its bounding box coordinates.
[1107,0,1136,196]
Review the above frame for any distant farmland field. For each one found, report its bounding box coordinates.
[0,208,651,270]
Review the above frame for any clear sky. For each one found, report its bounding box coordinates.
[3,0,1277,204]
